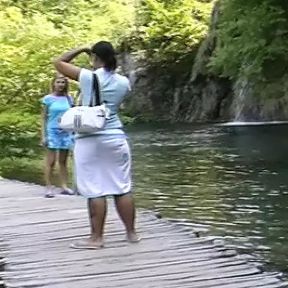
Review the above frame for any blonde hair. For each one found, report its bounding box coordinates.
[51,73,69,95]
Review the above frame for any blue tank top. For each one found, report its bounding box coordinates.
[42,95,73,130]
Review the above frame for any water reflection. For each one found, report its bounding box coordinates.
[130,124,288,275]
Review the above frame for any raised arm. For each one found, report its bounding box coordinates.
[53,47,91,81]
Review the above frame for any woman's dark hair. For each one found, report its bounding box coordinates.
[91,41,117,71]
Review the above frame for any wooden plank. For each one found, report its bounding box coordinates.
[0,180,286,288]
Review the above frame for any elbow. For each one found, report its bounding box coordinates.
[53,54,67,71]
[53,58,60,70]
[53,58,65,76]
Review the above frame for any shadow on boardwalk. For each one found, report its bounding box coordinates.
[0,179,287,288]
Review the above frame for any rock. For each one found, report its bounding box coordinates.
[118,2,288,122]
[119,3,233,123]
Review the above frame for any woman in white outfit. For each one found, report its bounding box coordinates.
[54,41,139,249]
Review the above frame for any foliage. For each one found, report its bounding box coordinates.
[129,0,214,64]
[119,114,137,125]
[0,0,136,111]
[0,157,44,184]
[0,110,40,158]
[0,0,138,160]
[209,0,288,84]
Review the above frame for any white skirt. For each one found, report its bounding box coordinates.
[74,136,132,198]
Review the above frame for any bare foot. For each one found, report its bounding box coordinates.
[126,232,141,243]
[70,238,104,250]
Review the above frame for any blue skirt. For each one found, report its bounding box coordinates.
[46,128,74,150]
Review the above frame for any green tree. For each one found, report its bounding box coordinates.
[129,0,214,64]
[0,0,136,111]
[209,0,288,98]
[0,0,137,158]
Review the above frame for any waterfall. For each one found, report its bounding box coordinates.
[233,78,250,121]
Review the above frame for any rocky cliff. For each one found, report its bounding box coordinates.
[119,2,288,123]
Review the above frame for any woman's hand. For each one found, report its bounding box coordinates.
[81,47,91,55]
[40,137,47,147]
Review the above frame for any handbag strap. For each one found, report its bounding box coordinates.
[89,73,101,107]
[65,95,74,107]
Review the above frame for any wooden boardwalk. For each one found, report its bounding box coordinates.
[0,179,286,288]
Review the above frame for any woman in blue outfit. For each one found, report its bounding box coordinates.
[53,41,139,249]
[41,75,74,198]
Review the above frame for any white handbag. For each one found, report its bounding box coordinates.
[59,73,109,133]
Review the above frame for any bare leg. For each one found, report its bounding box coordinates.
[88,198,96,234]
[88,197,107,243]
[70,197,106,250]
[44,149,56,197]
[44,149,56,186]
[58,149,69,190]
[114,193,140,242]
